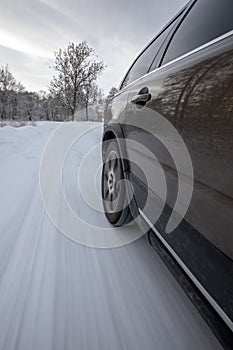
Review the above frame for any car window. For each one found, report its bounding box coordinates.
[148,12,184,72]
[121,24,174,89]
[162,0,233,65]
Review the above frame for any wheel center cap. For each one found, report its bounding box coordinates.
[108,172,115,192]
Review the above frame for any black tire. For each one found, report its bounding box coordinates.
[101,139,133,226]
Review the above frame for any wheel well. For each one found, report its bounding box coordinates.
[102,131,116,156]
[102,130,116,143]
[102,128,129,173]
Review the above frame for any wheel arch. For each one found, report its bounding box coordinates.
[102,123,129,173]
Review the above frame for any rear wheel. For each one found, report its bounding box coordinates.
[101,140,132,226]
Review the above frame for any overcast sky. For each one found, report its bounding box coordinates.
[0,0,186,94]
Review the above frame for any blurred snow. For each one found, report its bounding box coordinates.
[0,122,222,350]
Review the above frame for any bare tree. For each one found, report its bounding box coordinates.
[0,65,17,119]
[94,87,105,121]
[50,42,105,121]
[82,82,105,121]
[82,82,97,121]
[106,87,118,101]
[0,54,104,122]
[10,82,25,119]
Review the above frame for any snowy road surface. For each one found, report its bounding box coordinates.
[0,122,222,350]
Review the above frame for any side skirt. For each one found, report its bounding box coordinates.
[139,209,233,348]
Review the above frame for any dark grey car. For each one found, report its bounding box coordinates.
[102,0,233,333]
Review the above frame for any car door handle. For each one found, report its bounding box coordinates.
[131,88,151,105]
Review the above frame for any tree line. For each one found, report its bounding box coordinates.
[0,42,118,122]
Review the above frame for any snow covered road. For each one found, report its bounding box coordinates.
[0,122,222,350]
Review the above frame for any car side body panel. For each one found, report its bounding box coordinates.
[103,0,233,329]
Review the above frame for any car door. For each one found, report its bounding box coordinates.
[120,10,187,211]
[158,0,233,259]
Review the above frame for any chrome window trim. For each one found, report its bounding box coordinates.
[139,208,233,332]
[119,29,233,92]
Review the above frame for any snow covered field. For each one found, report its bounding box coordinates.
[0,122,222,350]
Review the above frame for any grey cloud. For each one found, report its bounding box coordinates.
[0,45,52,91]
[0,0,187,93]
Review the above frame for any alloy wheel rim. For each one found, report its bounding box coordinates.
[103,150,121,213]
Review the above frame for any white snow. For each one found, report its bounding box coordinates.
[0,122,222,350]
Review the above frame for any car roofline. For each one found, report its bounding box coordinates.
[117,0,194,92]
